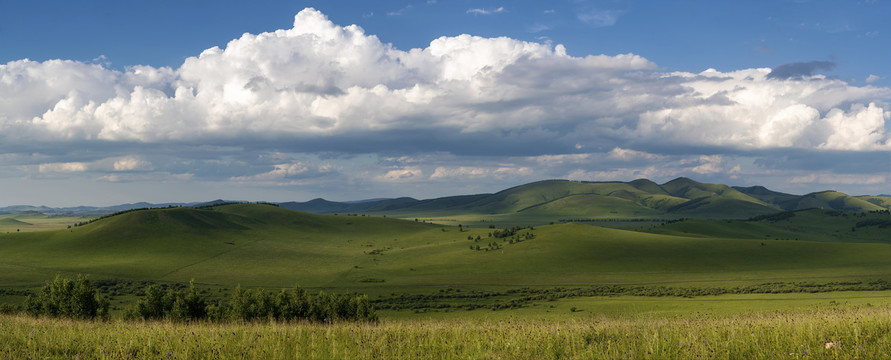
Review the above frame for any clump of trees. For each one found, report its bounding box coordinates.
[14,275,376,324]
[126,283,377,323]
[128,280,207,321]
[24,275,110,320]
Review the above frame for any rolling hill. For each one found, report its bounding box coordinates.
[3,178,887,225]
[647,208,891,244]
[281,178,891,223]
[1,203,891,292]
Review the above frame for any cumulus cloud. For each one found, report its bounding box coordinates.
[635,68,891,151]
[2,8,886,155]
[0,7,889,200]
[689,155,724,175]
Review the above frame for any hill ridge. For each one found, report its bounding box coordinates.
[279,178,889,221]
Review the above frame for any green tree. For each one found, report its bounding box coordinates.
[135,284,167,320]
[170,280,207,321]
[24,275,109,320]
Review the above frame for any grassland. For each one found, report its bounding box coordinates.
[284,178,891,226]
[0,212,88,233]
[1,199,891,357]
[4,303,891,359]
[2,205,890,291]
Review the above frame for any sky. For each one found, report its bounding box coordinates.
[0,0,889,206]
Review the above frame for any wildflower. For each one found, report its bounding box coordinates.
[825,342,836,349]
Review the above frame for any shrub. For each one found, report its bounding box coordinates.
[0,303,17,314]
[24,274,109,320]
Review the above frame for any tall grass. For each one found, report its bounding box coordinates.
[3,305,891,359]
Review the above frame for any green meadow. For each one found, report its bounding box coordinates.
[0,212,88,233]
[0,191,889,357]
[4,304,891,359]
[1,204,890,291]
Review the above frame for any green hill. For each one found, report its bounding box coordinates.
[783,191,886,212]
[647,208,890,243]
[858,195,891,208]
[382,178,786,221]
[2,204,891,291]
[733,185,801,206]
[0,218,31,226]
[282,178,891,224]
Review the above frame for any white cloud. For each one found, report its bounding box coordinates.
[577,9,622,27]
[467,7,505,15]
[607,147,662,161]
[529,153,592,165]
[38,162,89,173]
[0,7,889,200]
[635,68,891,151]
[866,74,880,83]
[690,155,724,175]
[376,167,424,182]
[230,162,335,182]
[430,166,532,180]
[3,8,883,153]
[565,166,665,182]
[789,174,886,185]
[113,156,153,171]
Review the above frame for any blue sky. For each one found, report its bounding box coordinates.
[0,0,889,206]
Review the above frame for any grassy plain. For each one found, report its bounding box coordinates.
[4,303,891,359]
[1,205,890,307]
[2,205,890,287]
[2,202,891,357]
[0,212,88,233]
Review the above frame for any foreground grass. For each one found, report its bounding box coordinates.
[4,306,891,359]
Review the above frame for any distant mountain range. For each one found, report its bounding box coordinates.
[0,200,234,217]
[279,178,891,219]
[2,178,889,219]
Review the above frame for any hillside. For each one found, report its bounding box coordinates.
[2,204,891,291]
[3,178,886,225]
[281,178,890,223]
[647,208,891,243]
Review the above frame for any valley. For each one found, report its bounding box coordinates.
[0,178,889,322]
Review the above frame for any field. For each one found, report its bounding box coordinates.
[4,304,891,359]
[1,199,890,357]
[0,212,88,233]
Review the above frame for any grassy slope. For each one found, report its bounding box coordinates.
[2,204,891,291]
[361,179,889,226]
[787,191,886,212]
[859,195,891,208]
[377,178,829,224]
[0,213,89,233]
[647,209,891,244]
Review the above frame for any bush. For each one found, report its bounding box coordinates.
[170,281,207,321]
[127,282,376,323]
[24,274,109,320]
[0,303,18,314]
[134,284,168,320]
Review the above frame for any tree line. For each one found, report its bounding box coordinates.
[18,275,376,323]
[372,280,891,312]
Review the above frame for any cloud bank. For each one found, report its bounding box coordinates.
[0,8,889,202]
